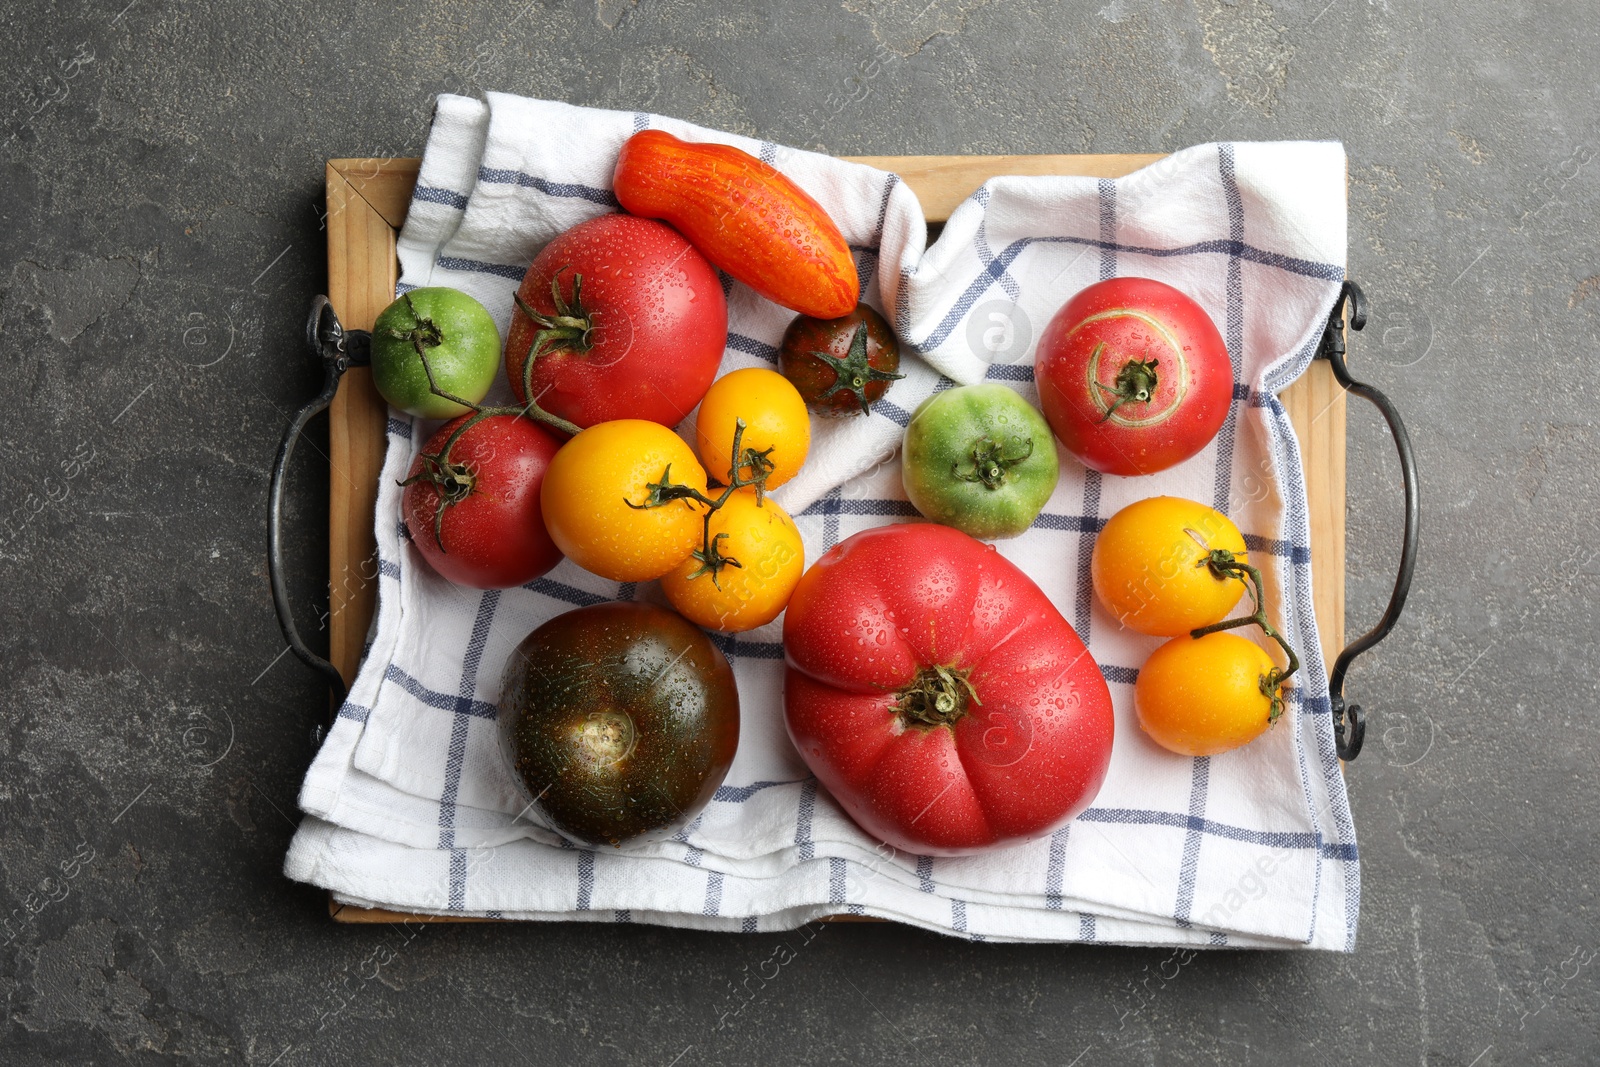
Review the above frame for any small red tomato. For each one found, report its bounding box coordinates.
[778,304,903,417]
[505,214,727,431]
[1034,277,1232,476]
[783,524,1115,856]
[402,413,564,589]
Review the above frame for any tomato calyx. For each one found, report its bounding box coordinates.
[951,432,1035,491]
[627,464,711,510]
[513,267,596,357]
[503,267,594,438]
[683,531,743,584]
[895,664,983,729]
[383,292,488,412]
[625,418,775,589]
[398,409,494,552]
[384,289,583,438]
[1093,344,1161,424]
[809,322,906,416]
[1189,549,1301,724]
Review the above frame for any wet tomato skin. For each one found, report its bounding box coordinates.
[1034,276,1232,476]
[613,130,859,318]
[402,414,563,589]
[539,419,709,583]
[778,303,902,417]
[782,523,1115,855]
[1091,495,1249,636]
[1135,631,1277,756]
[498,602,740,848]
[693,367,811,489]
[505,213,727,431]
[660,489,806,633]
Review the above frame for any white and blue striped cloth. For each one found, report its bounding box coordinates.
[285,93,1357,949]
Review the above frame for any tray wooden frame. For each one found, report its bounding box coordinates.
[320,154,1346,924]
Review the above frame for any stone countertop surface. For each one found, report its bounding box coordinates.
[0,1,1593,1063]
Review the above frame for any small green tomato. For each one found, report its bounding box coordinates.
[901,384,1060,540]
[371,287,501,419]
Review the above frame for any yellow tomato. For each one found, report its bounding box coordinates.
[661,489,805,632]
[540,420,708,582]
[1091,495,1249,636]
[1134,631,1280,756]
[694,368,810,490]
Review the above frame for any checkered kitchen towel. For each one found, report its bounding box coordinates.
[285,93,1357,949]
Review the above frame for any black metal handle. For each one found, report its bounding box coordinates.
[1315,281,1420,761]
[267,297,371,703]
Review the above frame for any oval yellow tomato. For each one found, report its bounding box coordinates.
[1134,631,1280,756]
[540,420,708,582]
[1091,495,1249,636]
[661,489,804,632]
[694,368,810,490]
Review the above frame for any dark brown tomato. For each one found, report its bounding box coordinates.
[778,303,903,416]
[498,602,740,848]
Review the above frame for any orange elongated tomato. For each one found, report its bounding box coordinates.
[613,130,859,318]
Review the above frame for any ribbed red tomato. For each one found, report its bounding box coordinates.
[402,413,563,589]
[1034,276,1232,476]
[782,524,1115,855]
[505,213,727,430]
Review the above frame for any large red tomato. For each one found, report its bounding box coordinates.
[782,524,1115,855]
[505,214,727,430]
[1034,276,1232,476]
[402,413,564,589]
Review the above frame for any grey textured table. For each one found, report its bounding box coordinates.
[1,1,1593,1064]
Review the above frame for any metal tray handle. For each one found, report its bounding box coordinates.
[1315,281,1421,761]
[266,297,369,705]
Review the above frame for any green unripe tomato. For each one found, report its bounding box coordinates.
[371,287,501,419]
[901,384,1060,540]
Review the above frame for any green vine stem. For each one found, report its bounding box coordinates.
[394,274,599,551]
[397,407,498,553]
[624,418,774,589]
[395,341,582,556]
[503,267,592,439]
[383,292,484,413]
[1188,549,1300,724]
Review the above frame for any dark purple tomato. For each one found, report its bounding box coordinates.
[498,602,740,848]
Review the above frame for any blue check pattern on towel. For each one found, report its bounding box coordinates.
[285,93,1358,949]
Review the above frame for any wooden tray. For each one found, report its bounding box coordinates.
[321,154,1346,924]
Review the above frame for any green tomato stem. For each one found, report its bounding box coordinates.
[894,664,983,728]
[1094,345,1161,423]
[624,418,777,590]
[396,407,502,553]
[950,433,1034,490]
[1189,550,1300,724]
[393,292,483,414]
